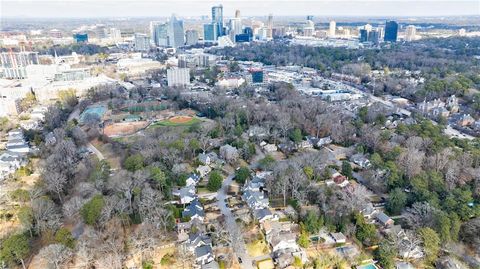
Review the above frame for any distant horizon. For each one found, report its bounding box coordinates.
[2,0,480,19]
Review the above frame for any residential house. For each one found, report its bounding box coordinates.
[219,144,239,163]
[260,141,277,153]
[306,136,332,148]
[458,114,475,127]
[6,139,30,153]
[173,185,196,204]
[182,198,205,221]
[198,153,211,165]
[196,165,212,178]
[361,203,377,220]
[274,253,294,269]
[351,154,371,169]
[268,231,299,254]
[195,245,215,265]
[277,142,296,155]
[326,172,349,188]
[375,212,394,227]
[0,151,27,180]
[244,176,265,192]
[187,233,212,252]
[330,232,346,244]
[298,140,313,149]
[242,189,269,210]
[186,174,201,187]
[254,208,278,223]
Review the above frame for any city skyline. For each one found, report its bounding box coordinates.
[2,0,480,18]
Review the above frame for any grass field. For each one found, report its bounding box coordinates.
[246,239,269,257]
[149,116,201,128]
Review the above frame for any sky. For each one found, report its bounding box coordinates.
[1,0,480,18]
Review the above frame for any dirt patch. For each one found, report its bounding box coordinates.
[104,121,149,137]
[169,116,193,124]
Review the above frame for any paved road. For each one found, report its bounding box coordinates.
[216,173,254,269]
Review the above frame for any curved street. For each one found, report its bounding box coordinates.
[216,173,254,269]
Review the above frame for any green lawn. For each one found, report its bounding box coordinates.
[149,117,201,128]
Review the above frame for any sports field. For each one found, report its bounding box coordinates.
[150,116,200,127]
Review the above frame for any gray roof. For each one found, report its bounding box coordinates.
[195,244,213,258]
[376,212,392,224]
[183,198,205,219]
[254,208,273,220]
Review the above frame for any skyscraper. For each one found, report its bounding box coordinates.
[109,28,122,42]
[204,23,218,42]
[359,29,368,42]
[229,10,243,42]
[368,29,380,44]
[185,30,199,46]
[152,22,169,47]
[212,5,224,37]
[384,21,398,42]
[329,21,336,37]
[168,15,185,48]
[266,14,273,39]
[134,33,150,51]
[405,25,416,41]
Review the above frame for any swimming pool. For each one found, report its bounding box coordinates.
[357,264,378,269]
[80,105,107,123]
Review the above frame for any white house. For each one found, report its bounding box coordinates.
[196,165,212,178]
[186,174,201,187]
[242,189,269,210]
[173,185,196,204]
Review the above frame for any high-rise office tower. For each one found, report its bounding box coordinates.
[212,5,224,36]
[95,24,107,39]
[359,29,368,42]
[204,23,218,42]
[229,10,243,42]
[168,15,185,48]
[405,25,416,41]
[307,15,314,21]
[266,14,273,39]
[384,21,398,42]
[150,21,161,43]
[368,29,380,44]
[134,33,150,51]
[152,22,169,47]
[329,21,336,37]
[185,30,199,46]
[109,28,122,42]
[304,20,315,37]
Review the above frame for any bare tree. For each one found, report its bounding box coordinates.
[39,244,73,269]
[403,202,437,229]
[31,197,62,234]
